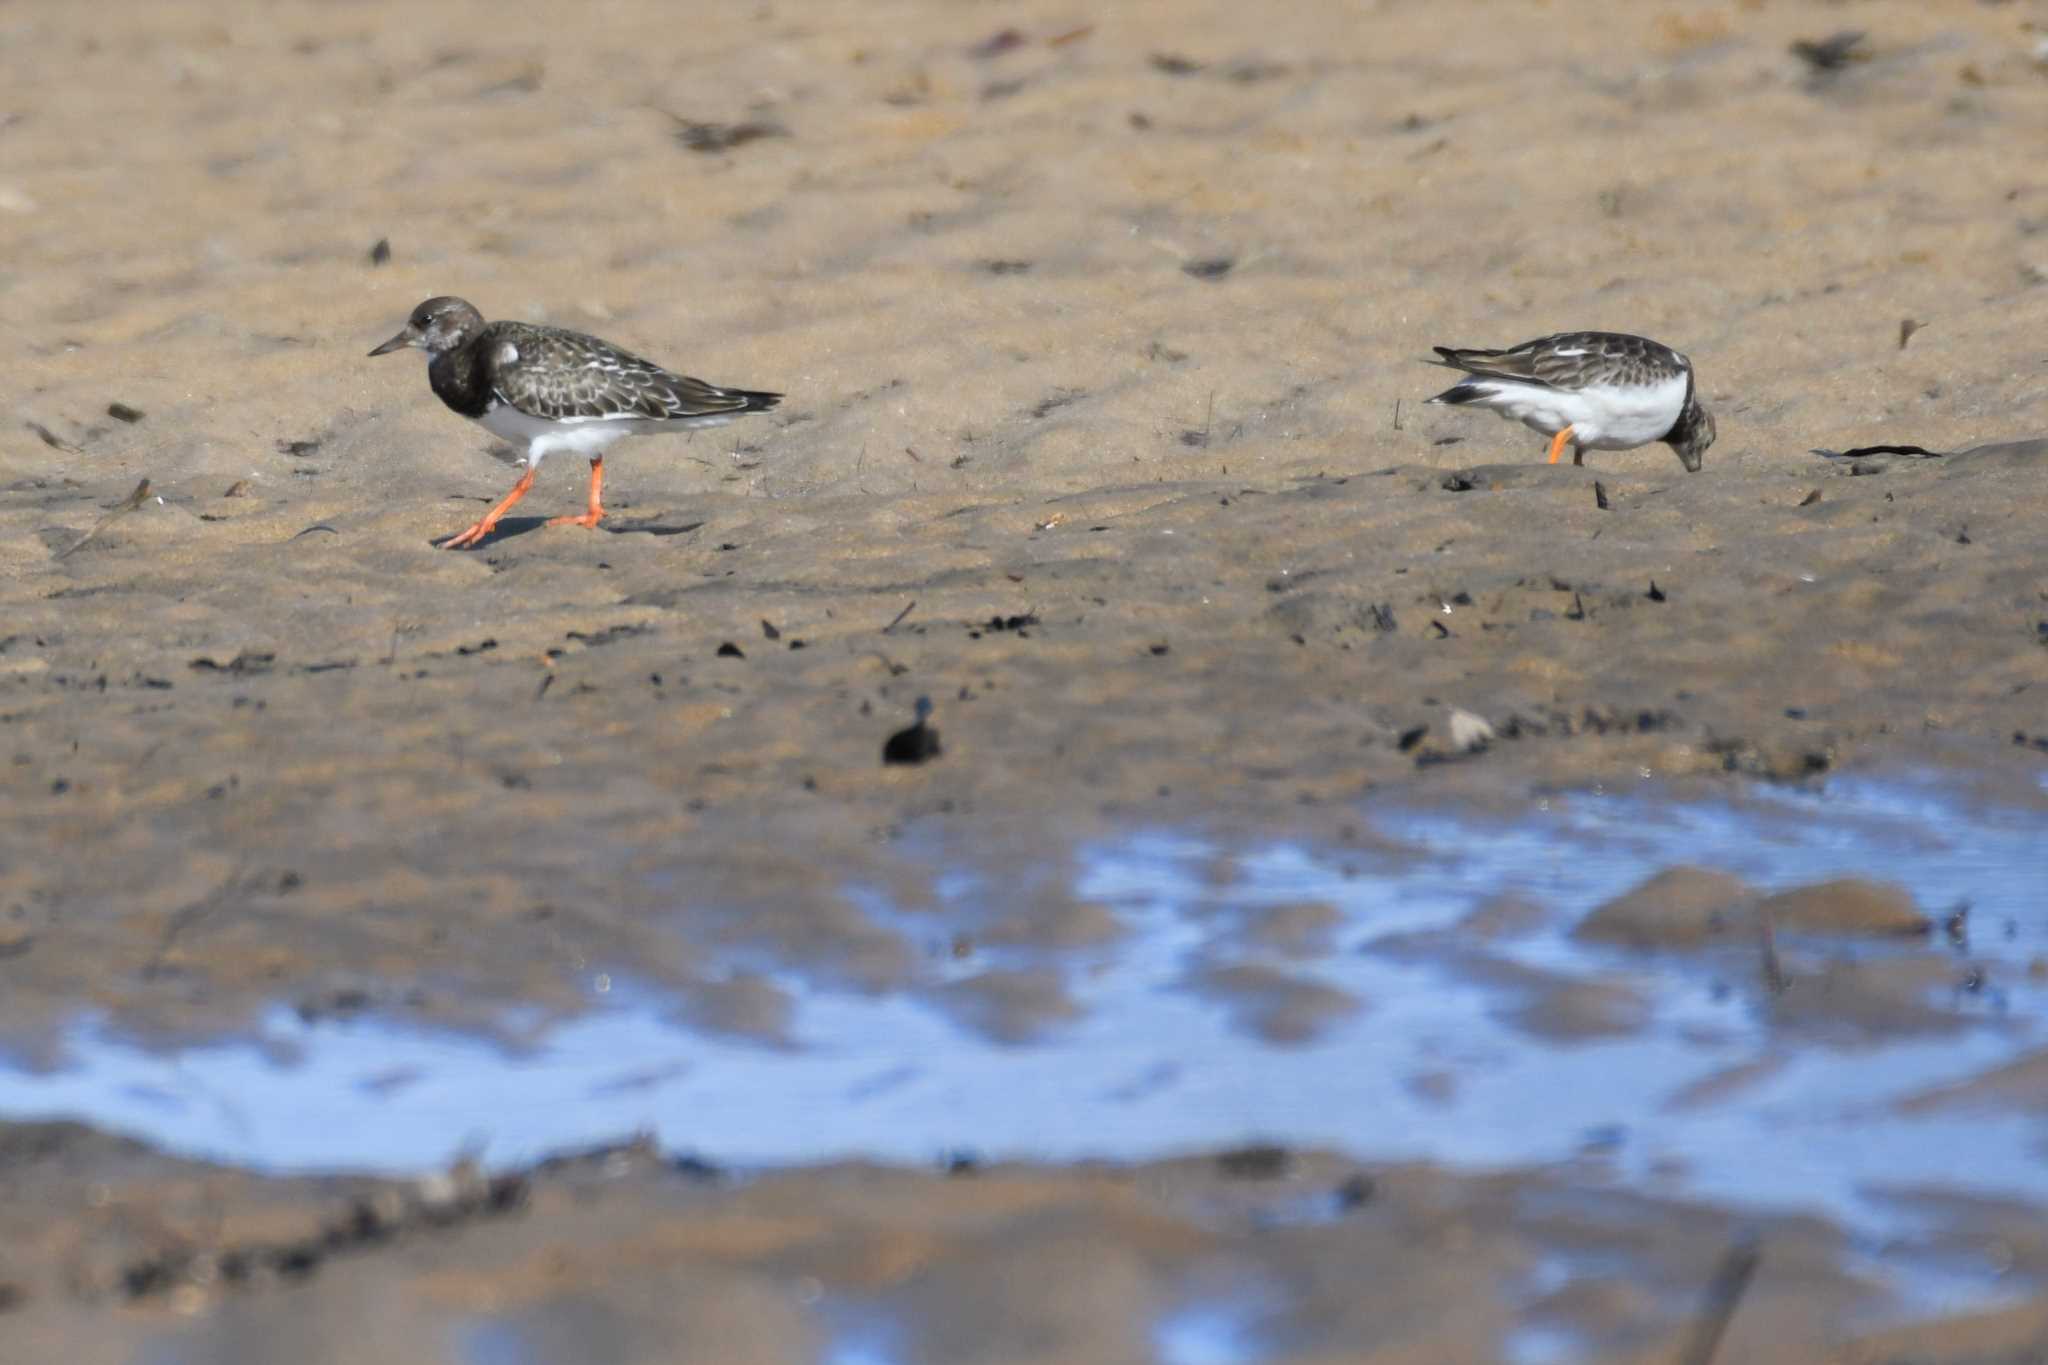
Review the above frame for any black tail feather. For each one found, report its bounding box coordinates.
[1430,344,1507,369]
[724,387,783,413]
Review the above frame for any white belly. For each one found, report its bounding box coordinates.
[1482,372,1689,451]
[475,403,651,466]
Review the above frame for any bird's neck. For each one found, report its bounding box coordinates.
[428,339,493,419]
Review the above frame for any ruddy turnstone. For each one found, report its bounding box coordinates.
[369,297,781,548]
[1424,331,1714,473]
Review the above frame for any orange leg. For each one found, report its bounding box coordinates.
[442,466,538,550]
[1545,425,1578,465]
[547,456,605,530]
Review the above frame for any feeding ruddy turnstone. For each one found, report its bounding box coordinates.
[1424,331,1714,473]
[369,297,781,549]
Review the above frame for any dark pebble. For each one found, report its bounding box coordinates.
[1217,1143,1292,1179]
[883,696,941,766]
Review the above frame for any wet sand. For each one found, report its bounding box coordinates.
[11,1122,2048,1365]
[7,0,2048,1356]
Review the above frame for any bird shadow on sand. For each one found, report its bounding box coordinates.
[602,518,705,537]
[430,516,706,550]
[431,515,548,550]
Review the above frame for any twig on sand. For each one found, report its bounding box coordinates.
[1676,1235,1762,1365]
[142,859,250,980]
[1758,906,1787,997]
[55,477,154,559]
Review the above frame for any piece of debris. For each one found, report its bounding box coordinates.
[564,624,647,648]
[1943,901,1970,950]
[1150,53,1204,75]
[671,117,787,153]
[478,65,543,97]
[1216,1143,1292,1179]
[883,696,942,766]
[368,237,391,266]
[1812,444,1945,461]
[1675,1236,1762,1365]
[1223,59,1289,84]
[189,650,276,676]
[1029,388,1084,419]
[1898,317,1924,350]
[968,28,1025,59]
[1790,30,1866,74]
[106,402,145,423]
[716,642,745,659]
[1593,480,1609,510]
[26,421,77,452]
[1182,257,1235,281]
[55,477,155,560]
[1447,708,1494,753]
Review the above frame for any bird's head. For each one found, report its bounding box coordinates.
[1666,398,1715,473]
[369,296,485,359]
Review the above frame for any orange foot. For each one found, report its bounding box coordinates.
[441,466,537,550]
[1545,425,1578,465]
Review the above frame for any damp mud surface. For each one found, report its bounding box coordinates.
[7,0,2048,1359]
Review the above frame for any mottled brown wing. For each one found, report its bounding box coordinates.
[488,322,776,423]
[1431,332,1687,393]
[1428,337,1558,387]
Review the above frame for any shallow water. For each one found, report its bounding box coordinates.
[6,774,2047,1245]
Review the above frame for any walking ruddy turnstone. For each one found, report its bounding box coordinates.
[369,297,781,548]
[1424,331,1714,473]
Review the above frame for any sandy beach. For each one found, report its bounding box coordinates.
[6,0,2048,1358]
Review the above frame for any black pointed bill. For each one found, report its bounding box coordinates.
[368,328,416,357]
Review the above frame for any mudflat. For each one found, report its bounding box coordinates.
[5,1,2048,1358]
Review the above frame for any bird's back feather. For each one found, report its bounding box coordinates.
[484,321,779,425]
[1424,332,1689,395]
